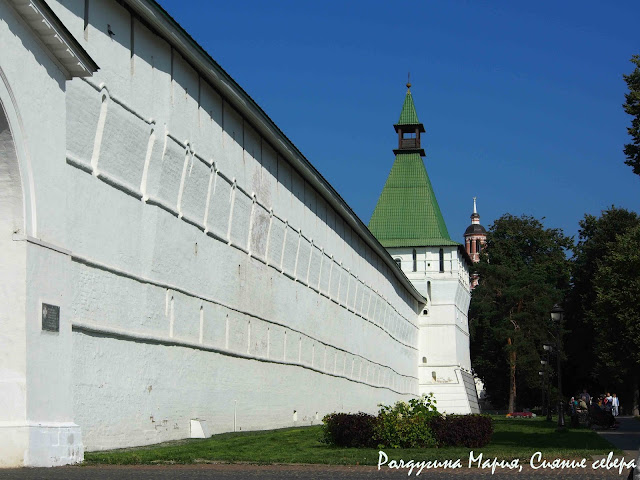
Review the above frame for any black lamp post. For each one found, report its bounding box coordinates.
[538,369,545,416]
[551,304,565,429]
[542,345,553,421]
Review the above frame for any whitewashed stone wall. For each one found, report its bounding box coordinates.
[43,0,423,452]
[0,0,423,465]
[389,246,479,414]
[0,0,87,467]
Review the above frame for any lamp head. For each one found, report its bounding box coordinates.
[550,304,564,322]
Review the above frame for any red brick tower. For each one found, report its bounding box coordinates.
[464,197,486,288]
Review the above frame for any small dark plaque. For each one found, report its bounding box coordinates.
[42,303,60,332]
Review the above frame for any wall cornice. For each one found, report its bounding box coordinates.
[8,0,98,78]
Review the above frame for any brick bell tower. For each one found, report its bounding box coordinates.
[464,197,486,288]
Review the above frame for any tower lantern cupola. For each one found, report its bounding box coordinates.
[393,83,426,157]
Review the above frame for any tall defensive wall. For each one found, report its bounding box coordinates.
[0,0,424,466]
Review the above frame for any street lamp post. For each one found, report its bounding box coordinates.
[538,369,545,416]
[551,304,565,429]
[542,345,553,422]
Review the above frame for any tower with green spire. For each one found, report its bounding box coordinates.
[369,83,458,248]
[369,84,479,414]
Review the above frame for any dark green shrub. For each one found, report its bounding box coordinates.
[375,411,437,448]
[430,414,493,448]
[321,394,446,449]
[320,412,377,447]
[375,394,440,448]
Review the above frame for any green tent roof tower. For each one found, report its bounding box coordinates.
[369,85,458,248]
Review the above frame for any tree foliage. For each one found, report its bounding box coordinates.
[564,207,640,414]
[592,224,640,372]
[623,55,640,176]
[470,215,572,412]
[564,207,639,391]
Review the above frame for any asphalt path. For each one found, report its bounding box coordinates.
[598,416,640,459]
[0,463,634,479]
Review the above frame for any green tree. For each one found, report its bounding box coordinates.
[564,207,639,397]
[470,215,572,412]
[592,224,640,415]
[623,55,640,176]
[594,224,640,414]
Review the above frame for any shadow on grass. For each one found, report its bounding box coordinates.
[491,419,612,450]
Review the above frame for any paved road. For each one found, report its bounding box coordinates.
[598,416,640,459]
[0,463,634,479]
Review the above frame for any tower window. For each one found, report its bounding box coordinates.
[394,258,401,269]
[439,248,444,273]
[476,240,482,253]
[412,249,417,272]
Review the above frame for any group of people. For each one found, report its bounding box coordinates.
[569,389,620,428]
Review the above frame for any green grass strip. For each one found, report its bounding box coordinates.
[84,416,619,466]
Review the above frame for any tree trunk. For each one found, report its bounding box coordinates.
[508,337,516,413]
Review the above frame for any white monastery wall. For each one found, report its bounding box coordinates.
[27,0,423,451]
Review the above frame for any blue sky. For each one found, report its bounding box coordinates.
[158,0,639,244]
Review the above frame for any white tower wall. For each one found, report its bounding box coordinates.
[389,246,479,413]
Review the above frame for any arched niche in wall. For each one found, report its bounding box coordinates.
[0,71,29,431]
[0,100,23,235]
[0,66,35,237]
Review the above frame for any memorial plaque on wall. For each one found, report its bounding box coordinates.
[42,303,60,332]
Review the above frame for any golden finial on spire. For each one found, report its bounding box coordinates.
[406,72,411,89]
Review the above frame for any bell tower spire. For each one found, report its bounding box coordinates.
[393,83,426,156]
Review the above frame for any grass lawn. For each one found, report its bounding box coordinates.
[84,416,618,466]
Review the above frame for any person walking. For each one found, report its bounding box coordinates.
[612,393,620,417]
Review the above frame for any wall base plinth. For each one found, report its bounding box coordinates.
[0,422,83,468]
[420,368,480,414]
